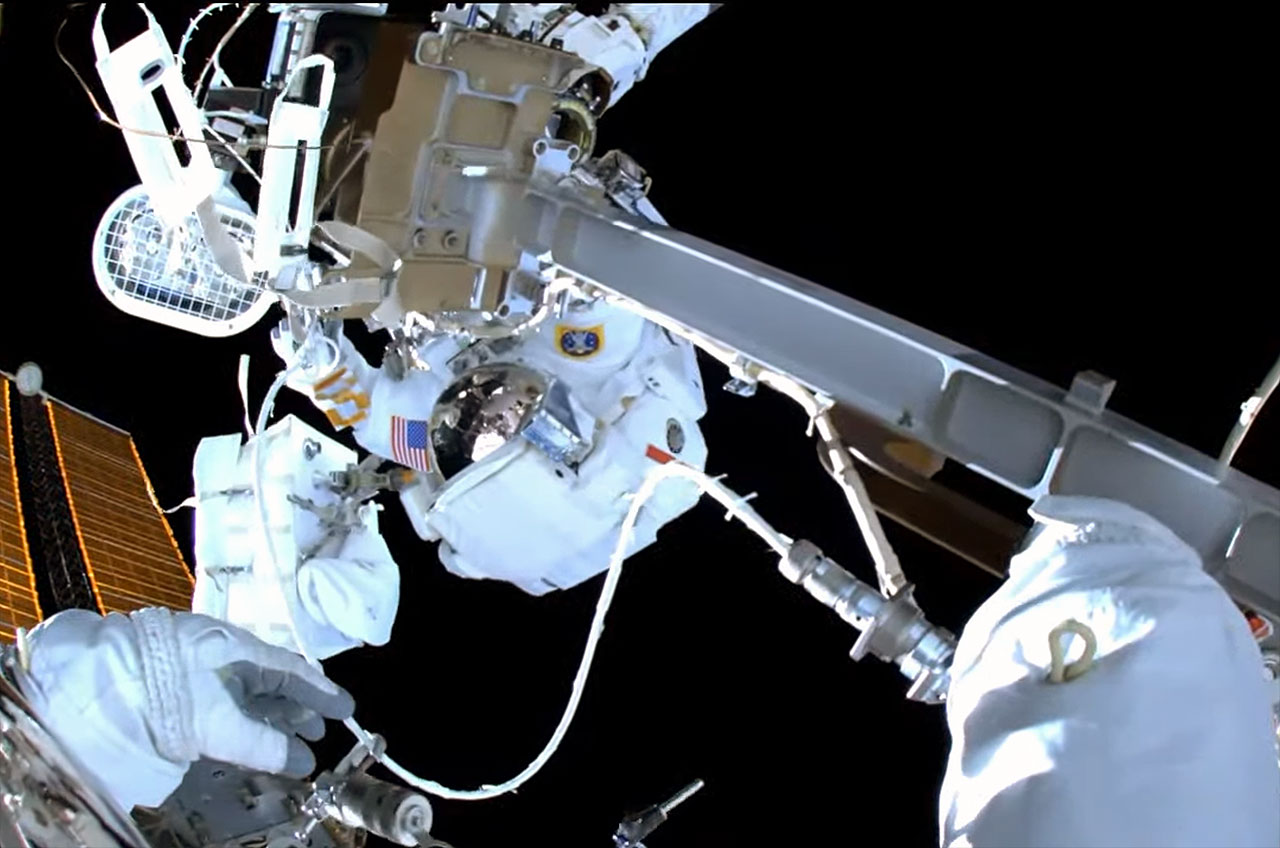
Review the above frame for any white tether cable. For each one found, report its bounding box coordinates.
[251,333,795,799]
[250,326,341,674]
[603,293,908,596]
[377,461,792,800]
[192,3,259,102]
[249,296,899,800]
[177,4,233,80]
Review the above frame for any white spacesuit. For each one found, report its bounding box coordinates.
[940,496,1280,847]
[183,295,710,662]
[13,496,1278,846]
[36,2,1278,844]
[272,297,709,597]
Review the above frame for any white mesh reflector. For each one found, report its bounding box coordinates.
[92,185,274,337]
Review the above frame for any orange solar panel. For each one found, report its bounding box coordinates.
[0,380,42,641]
[47,404,193,615]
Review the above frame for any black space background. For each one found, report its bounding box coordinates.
[1,4,1276,846]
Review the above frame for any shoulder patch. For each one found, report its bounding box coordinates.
[555,324,604,359]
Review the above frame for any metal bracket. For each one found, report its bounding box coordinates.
[1065,370,1117,415]
[532,138,582,182]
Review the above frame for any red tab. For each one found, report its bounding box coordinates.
[645,444,675,464]
[1240,605,1274,642]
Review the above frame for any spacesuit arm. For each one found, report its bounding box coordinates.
[939,495,1280,848]
[476,4,714,109]
[272,320,378,433]
[271,320,447,470]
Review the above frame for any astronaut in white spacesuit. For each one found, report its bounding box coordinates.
[207,291,711,665]
[181,296,711,662]
[11,495,1279,845]
[271,297,709,596]
[23,2,1276,842]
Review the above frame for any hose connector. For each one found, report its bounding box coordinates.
[780,541,955,703]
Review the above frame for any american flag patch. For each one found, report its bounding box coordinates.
[391,416,431,472]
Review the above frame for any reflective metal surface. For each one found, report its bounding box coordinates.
[430,364,549,478]
[525,186,1280,627]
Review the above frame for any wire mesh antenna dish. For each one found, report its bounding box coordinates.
[92,184,275,337]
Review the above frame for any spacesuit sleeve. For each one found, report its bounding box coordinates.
[273,325,442,467]
[273,326,379,433]
[938,495,1280,848]
[553,3,713,108]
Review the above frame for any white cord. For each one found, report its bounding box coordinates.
[246,319,796,797]
[177,4,233,81]
[370,460,792,800]
[249,329,341,677]
[231,313,795,800]
[1218,352,1280,475]
[603,292,907,596]
[249,328,380,763]
[246,301,893,801]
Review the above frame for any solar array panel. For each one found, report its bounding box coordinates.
[0,380,42,641]
[47,404,193,615]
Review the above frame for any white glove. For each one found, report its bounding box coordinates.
[939,495,1280,848]
[16,607,355,812]
[270,319,378,432]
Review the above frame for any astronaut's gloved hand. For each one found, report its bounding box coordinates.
[16,607,355,812]
[270,317,377,431]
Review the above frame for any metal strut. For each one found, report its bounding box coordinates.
[522,187,1280,626]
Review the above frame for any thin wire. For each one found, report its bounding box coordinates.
[314,135,371,213]
[320,121,356,179]
[1218,351,1280,474]
[55,12,338,152]
[539,9,574,43]
[193,3,258,104]
[177,4,233,80]
[206,122,263,184]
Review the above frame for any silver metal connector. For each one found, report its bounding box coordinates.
[780,540,955,703]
